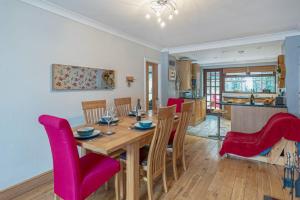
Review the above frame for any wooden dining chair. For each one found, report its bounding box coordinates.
[169,102,194,180]
[142,105,176,200]
[114,97,132,117]
[82,100,106,124]
[81,99,124,197]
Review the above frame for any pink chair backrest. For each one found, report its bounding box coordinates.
[257,113,298,147]
[257,112,295,134]
[39,115,81,199]
[167,98,185,113]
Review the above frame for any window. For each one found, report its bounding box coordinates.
[224,74,276,93]
[204,69,222,111]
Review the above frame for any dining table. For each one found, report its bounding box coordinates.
[73,113,179,200]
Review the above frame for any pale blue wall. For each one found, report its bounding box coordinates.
[160,52,169,105]
[160,52,177,105]
[0,0,160,189]
[284,35,300,115]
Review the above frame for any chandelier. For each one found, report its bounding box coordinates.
[145,0,179,28]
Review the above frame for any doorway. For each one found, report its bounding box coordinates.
[204,69,223,113]
[145,61,158,112]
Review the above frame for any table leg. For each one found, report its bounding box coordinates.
[126,142,140,200]
[217,115,221,140]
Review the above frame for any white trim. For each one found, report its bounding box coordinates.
[163,30,300,54]
[143,57,161,110]
[20,0,162,51]
[201,61,277,69]
[199,57,278,68]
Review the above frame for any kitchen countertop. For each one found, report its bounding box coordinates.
[221,101,287,108]
[181,96,205,100]
[223,96,274,99]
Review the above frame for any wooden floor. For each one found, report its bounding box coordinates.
[11,136,298,200]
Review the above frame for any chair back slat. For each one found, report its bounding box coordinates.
[82,100,106,124]
[147,105,176,178]
[114,97,131,117]
[173,102,194,159]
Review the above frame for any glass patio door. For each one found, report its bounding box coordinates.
[204,69,222,113]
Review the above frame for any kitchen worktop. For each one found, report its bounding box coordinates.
[222,96,274,99]
[221,101,287,108]
[181,96,205,99]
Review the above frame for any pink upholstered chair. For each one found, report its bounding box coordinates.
[167,98,185,144]
[39,115,120,200]
[167,98,184,113]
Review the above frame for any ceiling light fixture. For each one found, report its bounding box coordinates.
[145,0,178,28]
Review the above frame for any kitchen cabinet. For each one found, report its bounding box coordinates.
[176,60,192,91]
[223,97,274,120]
[184,98,206,126]
[278,55,286,88]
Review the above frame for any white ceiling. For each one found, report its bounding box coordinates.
[40,0,300,49]
[173,41,282,66]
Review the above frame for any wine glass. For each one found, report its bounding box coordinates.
[103,106,113,134]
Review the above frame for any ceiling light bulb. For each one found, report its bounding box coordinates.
[160,21,166,28]
[156,12,161,17]
[157,17,162,23]
[168,14,173,20]
[145,14,151,19]
[174,9,179,15]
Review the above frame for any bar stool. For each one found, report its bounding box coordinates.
[208,109,227,140]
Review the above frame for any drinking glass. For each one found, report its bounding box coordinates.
[104,109,113,134]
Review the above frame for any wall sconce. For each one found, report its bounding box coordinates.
[126,76,135,87]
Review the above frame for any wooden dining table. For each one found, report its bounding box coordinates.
[74,114,179,200]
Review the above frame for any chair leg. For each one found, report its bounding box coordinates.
[182,152,187,171]
[119,161,125,200]
[54,194,60,200]
[147,177,153,200]
[163,170,168,193]
[173,157,178,181]
[115,173,120,200]
[163,154,168,193]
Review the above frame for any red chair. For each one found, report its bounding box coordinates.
[39,115,120,200]
[219,112,300,157]
[167,98,184,113]
[167,98,185,144]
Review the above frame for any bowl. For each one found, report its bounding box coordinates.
[77,127,95,137]
[139,120,153,128]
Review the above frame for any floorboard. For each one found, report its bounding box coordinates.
[9,136,299,200]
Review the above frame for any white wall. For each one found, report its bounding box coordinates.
[0,0,160,189]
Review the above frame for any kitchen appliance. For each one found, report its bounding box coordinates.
[275,96,286,106]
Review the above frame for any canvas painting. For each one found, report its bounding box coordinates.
[52,64,115,90]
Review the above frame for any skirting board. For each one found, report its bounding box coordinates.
[0,171,53,200]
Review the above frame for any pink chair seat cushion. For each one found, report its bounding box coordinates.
[80,153,120,199]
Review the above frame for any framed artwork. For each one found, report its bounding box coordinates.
[52,64,115,90]
[168,67,176,81]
